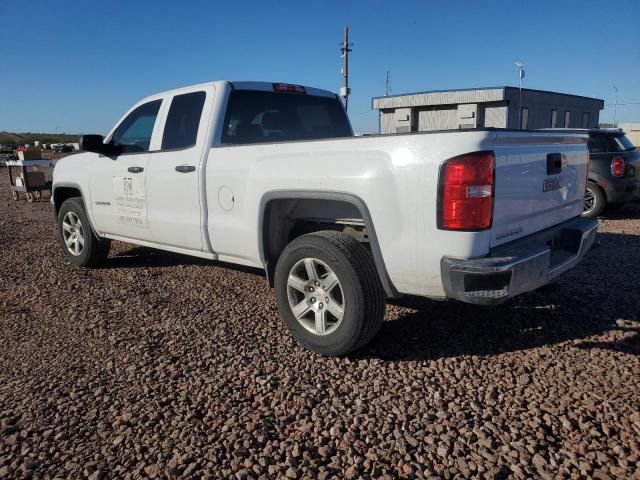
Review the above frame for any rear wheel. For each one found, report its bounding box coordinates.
[57,197,111,267]
[582,182,606,218]
[274,230,385,356]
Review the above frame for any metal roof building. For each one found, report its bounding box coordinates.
[372,87,604,134]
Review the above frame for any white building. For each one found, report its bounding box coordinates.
[373,86,604,134]
[618,123,640,146]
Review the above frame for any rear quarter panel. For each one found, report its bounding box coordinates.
[205,130,497,297]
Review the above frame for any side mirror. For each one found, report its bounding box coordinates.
[80,134,107,154]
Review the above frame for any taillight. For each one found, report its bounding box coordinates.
[611,156,625,177]
[438,151,495,230]
[273,83,306,94]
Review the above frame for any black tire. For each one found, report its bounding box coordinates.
[57,197,111,267]
[25,192,34,203]
[274,230,385,356]
[582,182,606,218]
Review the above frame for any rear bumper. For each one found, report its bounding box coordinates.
[604,178,640,204]
[441,217,598,305]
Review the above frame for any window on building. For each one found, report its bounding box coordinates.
[161,91,206,150]
[551,109,558,128]
[520,107,529,129]
[564,111,571,128]
[582,112,589,129]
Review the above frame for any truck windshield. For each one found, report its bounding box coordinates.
[221,90,351,145]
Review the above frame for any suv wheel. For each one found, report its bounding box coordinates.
[275,230,385,356]
[57,197,111,267]
[582,182,606,218]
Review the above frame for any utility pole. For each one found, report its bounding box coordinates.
[515,62,525,128]
[384,71,391,97]
[613,86,619,127]
[339,26,352,111]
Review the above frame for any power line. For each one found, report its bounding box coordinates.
[352,108,374,115]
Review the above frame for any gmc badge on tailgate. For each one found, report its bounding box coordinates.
[543,177,564,192]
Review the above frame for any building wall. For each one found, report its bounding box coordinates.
[418,107,458,131]
[380,111,395,134]
[482,103,508,128]
[504,88,602,129]
[374,88,603,134]
[373,88,504,110]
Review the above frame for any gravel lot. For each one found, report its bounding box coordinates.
[1,169,639,479]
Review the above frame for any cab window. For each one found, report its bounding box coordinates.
[112,100,162,154]
[221,90,351,145]
[161,91,206,150]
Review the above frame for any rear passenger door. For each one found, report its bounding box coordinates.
[145,86,214,251]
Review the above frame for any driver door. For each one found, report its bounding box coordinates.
[89,99,163,241]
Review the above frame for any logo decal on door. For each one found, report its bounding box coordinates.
[123,177,133,197]
[113,176,147,227]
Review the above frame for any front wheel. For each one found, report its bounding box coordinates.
[57,197,111,267]
[274,230,385,356]
[582,182,606,218]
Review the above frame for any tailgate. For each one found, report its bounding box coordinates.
[490,131,589,247]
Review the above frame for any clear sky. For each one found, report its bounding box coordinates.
[1,0,638,134]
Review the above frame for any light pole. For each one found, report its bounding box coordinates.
[612,86,619,127]
[515,62,525,128]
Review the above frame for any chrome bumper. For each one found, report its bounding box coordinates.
[441,217,598,305]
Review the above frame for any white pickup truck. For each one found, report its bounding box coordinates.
[52,81,597,355]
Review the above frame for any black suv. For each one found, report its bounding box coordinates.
[582,129,639,217]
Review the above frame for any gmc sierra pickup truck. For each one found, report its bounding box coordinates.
[52,81,597,355]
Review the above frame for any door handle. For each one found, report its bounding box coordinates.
[175,165,196,173]
[127,166,144,173]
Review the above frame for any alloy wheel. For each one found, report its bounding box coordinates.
[62,211,85,256]
[286,258,345,336]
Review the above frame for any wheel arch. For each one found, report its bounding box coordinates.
[52,182,100,238]
[258,190,398,298]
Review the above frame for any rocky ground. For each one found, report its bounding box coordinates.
[0,170,639,479]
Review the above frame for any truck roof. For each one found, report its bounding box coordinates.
[138,81,338,102]
[540,128,625,136]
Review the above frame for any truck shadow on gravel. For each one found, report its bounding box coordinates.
[600,202,640,220]
[359,231,640,361]
[105,245,266,277]
[106,246,211,268]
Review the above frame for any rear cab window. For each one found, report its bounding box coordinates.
[221,89,351,145]
[161,91,206,150]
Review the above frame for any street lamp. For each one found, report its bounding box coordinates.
[515,62,525,128]
[612,86,619,127]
